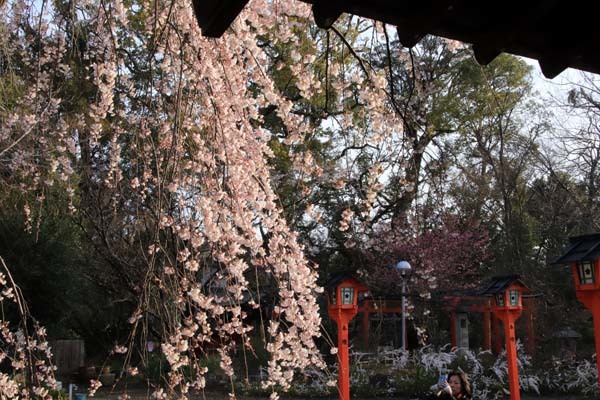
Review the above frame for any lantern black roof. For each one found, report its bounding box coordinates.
[323,272,365,290]
[478,275,529,295]
[191,0,600,79]
[552,233,600,265]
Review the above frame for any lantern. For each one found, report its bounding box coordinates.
[485,276,527,312]
[328,286,337,305]
[577,260,595,285]
[553,233,600,390]
[509,290,520,307]
[496,293,504,307]
[341,286,354,305]
[481,275,530,400]
[325,274,369,400]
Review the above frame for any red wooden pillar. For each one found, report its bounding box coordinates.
[492,315,502,354]
[328,307,353,400]
[443,296,461,348]
[492,307,524,400]
[500,311,521,400]
[593,306,600,390]
[574,290,600,388]
[338,321,350,400]
[522,298,536,356]
[361,311,370,348]
[449,310,457,348]
[593,301,600,390]
[482,308,492,351]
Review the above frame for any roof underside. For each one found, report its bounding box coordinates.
[191,0,600,79]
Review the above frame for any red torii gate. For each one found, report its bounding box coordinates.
[443,294,538,355]
[355,292,537,353]
[358,299,404,348]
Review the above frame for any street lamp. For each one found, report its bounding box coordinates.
[395,260,411,352]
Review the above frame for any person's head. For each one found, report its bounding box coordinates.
[447,371,471,397]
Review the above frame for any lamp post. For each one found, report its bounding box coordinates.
[395,260,411,352]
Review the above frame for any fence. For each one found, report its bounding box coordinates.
[50,339,85,376]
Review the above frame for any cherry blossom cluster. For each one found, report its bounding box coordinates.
[0,263,58,399]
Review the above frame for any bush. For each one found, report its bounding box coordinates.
[230,341,600,399]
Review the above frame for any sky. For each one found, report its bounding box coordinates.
[521,56,592,130]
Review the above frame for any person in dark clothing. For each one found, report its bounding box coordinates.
[428,370,472,399]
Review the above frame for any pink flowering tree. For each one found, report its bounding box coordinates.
[359,210,489,307]
[0,0,332,396]
[0,0,532,396]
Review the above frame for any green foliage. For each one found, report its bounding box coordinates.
[235,335,270,377]
[387,364,437,397]
[0,71,25,110]
[45,388,68,400]
[0,192,135,358]
[538,357,598,396]
[0,205,80,332]
[144,353,169,384]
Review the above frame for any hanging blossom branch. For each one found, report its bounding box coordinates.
[1,0,328,397]
[0,257,57,399]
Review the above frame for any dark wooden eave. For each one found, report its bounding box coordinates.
[191,0,600,79]
[191,0,249,39]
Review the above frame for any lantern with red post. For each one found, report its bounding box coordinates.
[481,275,530,400]
[553,233,600,388]
[325,274,369,400]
